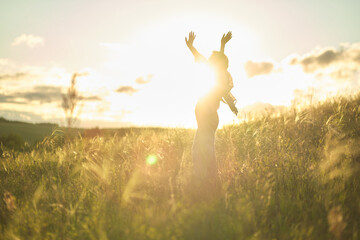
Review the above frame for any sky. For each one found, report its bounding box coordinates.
[0,0,360,128]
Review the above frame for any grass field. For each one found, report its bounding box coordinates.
[1,95,360,239]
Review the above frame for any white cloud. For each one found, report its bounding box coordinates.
[235,43,360,111]
[12,34,44,48]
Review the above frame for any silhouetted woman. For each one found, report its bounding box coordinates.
[185,31,236,199]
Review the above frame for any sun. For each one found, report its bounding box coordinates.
[191,63,217,98]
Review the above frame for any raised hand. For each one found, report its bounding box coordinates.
[185,31,196,49]
[185,31,205,61]
[220,31,232,53]
[221,31,232,46]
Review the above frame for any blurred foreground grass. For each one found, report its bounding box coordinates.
[1,95,360,239]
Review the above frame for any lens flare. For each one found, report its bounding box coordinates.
[146,154,158,165]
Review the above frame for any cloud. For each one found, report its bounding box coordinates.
[292,49,340,73]
[0,95,20,104]
[78,95,102,101]
[0,86,62,104]
[135,74,153,84]
[244,61,274,78]
[0,85,101,104]
[12,34,44,48]
[0,72,29,81]
[290,43,360,74]
[281,43,360,106]
[330,68,358,81]
[116,86,138,95]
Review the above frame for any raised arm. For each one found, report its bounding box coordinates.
[220,31,232,53]
[185,31,206,62]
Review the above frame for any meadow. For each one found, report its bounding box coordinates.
[1,95,360,240]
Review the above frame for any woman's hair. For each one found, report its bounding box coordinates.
[209,51,229,69]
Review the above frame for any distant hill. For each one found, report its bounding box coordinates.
[0,117,59,144]
[0,117,170,144]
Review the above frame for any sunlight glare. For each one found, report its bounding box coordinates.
[146,154,158,165]
[193,63,216,98]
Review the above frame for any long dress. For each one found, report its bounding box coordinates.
[192,70,232,198]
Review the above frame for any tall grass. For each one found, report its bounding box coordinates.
[1,94,360,239]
